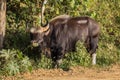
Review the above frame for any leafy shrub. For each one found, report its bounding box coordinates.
[37,55,52,69]
[60,42,91,70]
[0,49,32,75]
[5,61,20,75]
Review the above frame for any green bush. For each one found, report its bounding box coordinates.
[0,49,32,75]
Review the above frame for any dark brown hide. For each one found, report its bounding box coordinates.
[30,15,70,58]
[29,15,100,67]
[49,17,100,66]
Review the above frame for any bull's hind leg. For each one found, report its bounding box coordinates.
[86,37,98,65]
[90,37,98,65]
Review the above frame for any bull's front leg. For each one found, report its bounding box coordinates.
[51,48,64,68]
[54,59,63,68]
[51,52,60,68]
[52,58,63,68]
[52,56,63,68]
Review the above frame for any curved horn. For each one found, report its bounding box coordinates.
[42,24,49,32]
[41,21,49,32]
[37,20,49,33]
[41,18,49,27]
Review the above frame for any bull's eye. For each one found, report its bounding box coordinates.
[30,33,39,40]
[30,32,44,44]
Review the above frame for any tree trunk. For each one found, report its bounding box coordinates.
[0,0,6,49]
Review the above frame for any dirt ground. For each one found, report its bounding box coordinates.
[1,64,120,80]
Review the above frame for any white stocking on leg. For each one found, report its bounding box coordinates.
[92,53,96,65]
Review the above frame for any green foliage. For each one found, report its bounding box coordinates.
[5,61,20,75]
[1,0,120,76]
[60,42,91,70]
[97,41,120,67]
[0,49,32,75]
[37,55,52,69]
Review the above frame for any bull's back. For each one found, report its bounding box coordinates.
[67,17,100,38]
[66,17,90,41]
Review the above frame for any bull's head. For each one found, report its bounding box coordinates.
[29,22,51,58]
[29,22,50,47]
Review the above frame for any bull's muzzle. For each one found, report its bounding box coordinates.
[31,41,39,47]
[31,38,44,47]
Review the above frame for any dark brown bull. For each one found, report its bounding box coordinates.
[30,15,100,68]
[30,15,70,58]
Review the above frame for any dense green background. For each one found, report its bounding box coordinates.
[0,0,120,76]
